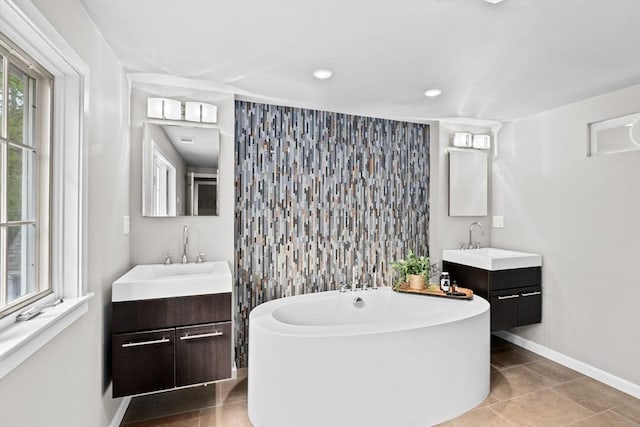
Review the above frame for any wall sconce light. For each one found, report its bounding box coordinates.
[185,102,218,124]
[147,97,182,120]
[452,132,491,150]
[147,97,218,123]
[472,134,491,150]
[453,132,472,148]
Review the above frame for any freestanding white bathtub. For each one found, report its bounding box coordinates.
[248,287,490,427]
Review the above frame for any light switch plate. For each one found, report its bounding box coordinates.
[493,215,504,228]
[123,215,130,235]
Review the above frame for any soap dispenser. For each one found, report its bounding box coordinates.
[440,272,451,293]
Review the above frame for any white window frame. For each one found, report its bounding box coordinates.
[0,0,92,379]
[0,33,52,317]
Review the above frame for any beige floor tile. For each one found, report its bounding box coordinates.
[476,394,499,408]
[568,410,639,427]
[613,402,640,424]
[200,401,253,427]
[124,410,201,427]
[122,386,216,424]
[437,407,513,426]
[553,377,639,413]
[490,366,557,402]
[523,359,583,385]
[215,377,248,406]
[491,336,518,353]
[491,389,593,426]
[491,348,541,370]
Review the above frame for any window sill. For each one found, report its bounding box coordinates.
[0,294,94,380]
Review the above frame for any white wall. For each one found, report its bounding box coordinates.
[429,121,492,263]
[492,84,640,385]
[0,1,130,426]
[129,84,235,268]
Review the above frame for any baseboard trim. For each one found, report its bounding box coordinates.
[109,396,131,427]
[494,331,640,399]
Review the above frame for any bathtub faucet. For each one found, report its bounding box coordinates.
[339,284,351,293]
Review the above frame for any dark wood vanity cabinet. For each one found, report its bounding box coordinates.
[442,262,542,332]
[175,322,232,387]
[112,293,232,397]
[112,329,175,396]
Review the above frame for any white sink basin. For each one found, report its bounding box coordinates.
[442,247,542,271]
[112,261,232,302]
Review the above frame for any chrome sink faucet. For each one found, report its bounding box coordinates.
[181,225,189,264]
[468,222,484,249]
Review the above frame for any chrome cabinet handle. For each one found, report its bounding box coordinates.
[497,294,520,300]
[122,337,170,348]
[180,331,223,341]
[521,291,542,297]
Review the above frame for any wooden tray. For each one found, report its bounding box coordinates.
[395,283,473,300]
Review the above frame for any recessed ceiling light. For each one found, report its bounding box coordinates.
[313,69,332,80]
[484,0,504,4]
[424,89,442,98]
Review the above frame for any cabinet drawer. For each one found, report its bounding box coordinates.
[175,322,232,387]
[489,267,541,291]
[517,286,542,326]
[112,292,232,333]
[112,329,175,397]
[490,289,520,331]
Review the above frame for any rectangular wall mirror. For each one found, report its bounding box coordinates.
[448,148,488,216]
[142,122,220,216]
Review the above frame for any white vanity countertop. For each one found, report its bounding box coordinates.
[442,247,542,271]
[112,261,232,302]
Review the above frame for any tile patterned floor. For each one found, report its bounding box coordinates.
[120,337,639,426]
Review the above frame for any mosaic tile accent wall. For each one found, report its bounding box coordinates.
[234,101,430,367]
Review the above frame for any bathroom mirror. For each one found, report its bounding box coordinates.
[448,148,488,216]
[142,122,220,216]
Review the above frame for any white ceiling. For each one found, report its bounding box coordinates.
[79,0,640,122]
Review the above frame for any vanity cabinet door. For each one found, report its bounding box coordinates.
[112,329,175,397]
[517,286,542,326]
[490,290,520,331]
[175,322,231,387]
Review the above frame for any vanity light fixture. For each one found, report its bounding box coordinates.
[185,101,218,124]
[472,134,491,150]
[424,89,442,98]
[147,97,182,120]
[484,0,505,4]
[452,132,491,150]
[147,98,218,124]
[313,69,333,80]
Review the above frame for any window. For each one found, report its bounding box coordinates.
[0,33,53,317]
[0,0,90,379]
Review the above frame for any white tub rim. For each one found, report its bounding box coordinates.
[249,287,489,338]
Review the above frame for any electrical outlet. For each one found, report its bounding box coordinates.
[492,215,504,228]
[123,215,130,235]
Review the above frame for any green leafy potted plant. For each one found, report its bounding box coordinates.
[391,249,430,290]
